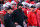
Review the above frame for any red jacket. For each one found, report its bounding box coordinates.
[36,10,40,26]
[23,8,31,16]
[28,12,37,26]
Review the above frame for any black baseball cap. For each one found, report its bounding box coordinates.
[17,4,23,8]
[18,3,23,6]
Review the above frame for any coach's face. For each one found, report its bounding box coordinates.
[8,9,13,14]
[19,6,22,9]
[10,9,13,13]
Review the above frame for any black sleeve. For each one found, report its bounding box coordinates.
[23,11,28,20]
[23,11,28,24]
[4,15,9,20]
[10,11,16,23]
[24,16,28,24]
[4,15,9,26]
[10,10,16,18]
[24,16,28,20]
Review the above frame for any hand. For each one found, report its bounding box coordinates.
[15,22,18,26]
[23,22,26,24]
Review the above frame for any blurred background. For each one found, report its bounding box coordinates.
[0,0,40,27]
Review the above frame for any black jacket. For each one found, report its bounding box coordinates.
[10,9,28,26]
[4,13,14,27]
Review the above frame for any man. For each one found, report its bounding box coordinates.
[36,5,40,27]
[4,7,14,27]
[10,4,28,27]
[28,6,37,27]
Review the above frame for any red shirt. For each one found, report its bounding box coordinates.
[27,12,37,26]
[36,10,40,26]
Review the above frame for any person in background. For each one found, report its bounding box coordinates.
[11,1,17,11]
[4,7,15,27]
[27,6,37,27]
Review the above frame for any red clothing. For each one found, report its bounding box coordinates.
[23,8,31,16]
[35,8,40,14]
[0,11,4,15]
[28,12,37,26]
[30,1,35,4]
[1,10,6,16]
[36,10,40,26]
[9,0,11,2]
[25,0,30,3]
[0,11,6,24]
[26,0,35,4]
[35,9,38,13]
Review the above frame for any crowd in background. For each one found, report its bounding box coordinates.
[0,0,40,27]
